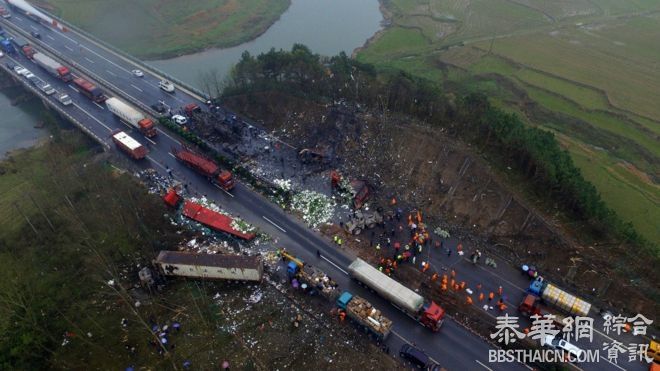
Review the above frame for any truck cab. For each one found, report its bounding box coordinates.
[216,170,234,191]
[184,103,201,116]
[336,291,353,310]
[419,302,445,332]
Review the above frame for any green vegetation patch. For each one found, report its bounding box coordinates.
[37,0,291,59]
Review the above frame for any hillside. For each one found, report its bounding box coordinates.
[358,0,660,245]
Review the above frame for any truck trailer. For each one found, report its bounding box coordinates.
[155,250,263,281]
[337,291,393,341]
[111,130,148,160]
[162,189,255,241]
[72,77,106,103]
[527,279,591,317]
[172,147,234,190]
[105,97,157,137]
[348,258,444,331]
[32,52,72,82]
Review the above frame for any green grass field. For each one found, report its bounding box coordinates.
[36,0,290,59]
[359,0,660,245]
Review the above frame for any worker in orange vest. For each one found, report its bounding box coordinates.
[466,296,473,305]
[431,273,439,282]
[498,302,507,312]
[441,274,448,284]
[422,262,429,273]
[488,292,494,301]
[523,328,530,335]
[459,281,466,290]
[440,283,447,291]
[498,286,503,296]
[478,293,485,302]
[454,283,460,291]
[457,243,463,252]
[339,311,346,322]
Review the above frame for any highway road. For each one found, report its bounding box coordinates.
[1,7,650,371]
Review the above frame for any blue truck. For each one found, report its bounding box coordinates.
[337,291,393,341]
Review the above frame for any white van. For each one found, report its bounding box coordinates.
[159,80,175,93]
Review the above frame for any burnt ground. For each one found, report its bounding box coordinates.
[222,91,659,320]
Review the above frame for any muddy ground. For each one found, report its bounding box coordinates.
[223,91,659,320]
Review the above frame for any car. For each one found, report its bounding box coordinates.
[27,74,40,85]
[131,69,144,77]
[24,71,35,80]
[399,344,430,369]
[151,100,171,115]
[0,51,4,58]
[171,114,188,126]
[37,81,55,95]
[30,31,41,39]
[57,93,72,106]
[13,65,27,75]
[159,80,175,93]
[543,335,585,361]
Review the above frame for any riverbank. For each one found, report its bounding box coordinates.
[35,0,291,60]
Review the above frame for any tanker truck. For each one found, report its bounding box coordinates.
[348,258,445,331]
[106,97,157,138]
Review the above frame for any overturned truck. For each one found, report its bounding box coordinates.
[155,250,263,282]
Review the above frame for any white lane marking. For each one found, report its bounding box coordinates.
[93,102,104,110]
[64,45,74,52]
[68,84,79,92]
[320,255,348,275]
[73,103,112,131]
[130,84,143,92]
[145,137,156,145]
[475,360,493,371]
[30,25,38,31]
[263,216,286,233]
[391,330,441,365]
[81,45,131,73]
[168,152,176,158]
[146,156,167,170]
[213,184,235,198]
[15,17,23,22]
[157,128,180,144]
[106,69,116,77]
[84,56,95,64]
[46,35,55,41]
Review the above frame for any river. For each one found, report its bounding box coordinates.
[0,85,47,158]
[149,0,383,88]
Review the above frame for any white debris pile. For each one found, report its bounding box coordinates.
[230,218,256,234]
[273,178,292,192]
[433,227,451,238]
[291,190,336,228]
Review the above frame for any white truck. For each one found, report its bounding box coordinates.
[105,97,157,138]
[32,52,72,82]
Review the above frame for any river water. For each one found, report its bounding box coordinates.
[0,85,47,158]
[149,0,383,88]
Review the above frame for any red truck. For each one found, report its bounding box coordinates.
[162,189,255,240]
[172,147,234,191]
[73,77,106,103]
[111,130,148,160]
[184,103,201,116]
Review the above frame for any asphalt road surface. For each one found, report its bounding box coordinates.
[1,10,650,371]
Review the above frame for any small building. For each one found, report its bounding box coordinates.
[155,251,263,282]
